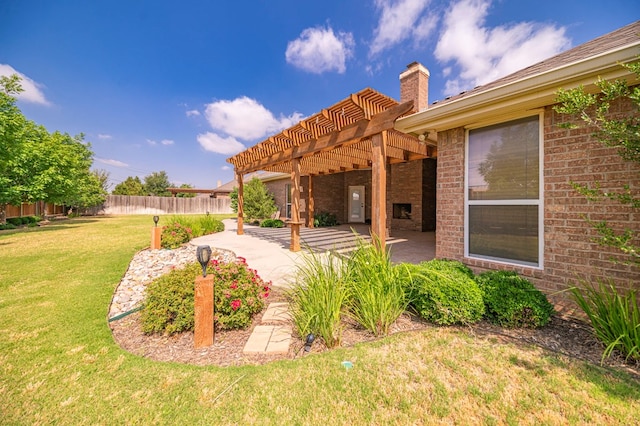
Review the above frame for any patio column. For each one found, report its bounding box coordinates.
[371,131,387,250]
[235,171,244,235]
[307,175,314,228]
[290,158,302,251]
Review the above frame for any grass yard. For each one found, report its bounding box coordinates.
[0,215,638,425]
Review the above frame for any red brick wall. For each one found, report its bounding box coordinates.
[435,98,640,300]
[435,128,466,260]
[263,177,310,221]
[390,161,423,231]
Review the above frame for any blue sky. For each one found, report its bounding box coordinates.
[1,1,637,190]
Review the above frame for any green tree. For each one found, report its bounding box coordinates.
[144,170,172,197]
[0,75,102,220]
[229,177,277,220]
[554,59,640,263]
[112,176,145,196]
[175,183,196,198]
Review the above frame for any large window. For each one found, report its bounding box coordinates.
[465,115,542,267]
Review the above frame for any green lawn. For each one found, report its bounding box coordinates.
[1,215,638,425]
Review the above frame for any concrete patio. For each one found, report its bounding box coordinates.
[192,219,435,289]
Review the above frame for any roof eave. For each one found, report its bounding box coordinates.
[395,42,640,134]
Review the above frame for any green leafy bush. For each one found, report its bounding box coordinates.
[142,258,270,334]
[345,236,408,336]
[141,263,199,334]
[0,223,17,230]
[25,216,39,224]
[404,259,484,325]
[212,257,270,330]
[314,211,338,227]
[288,249,350,348]
[161,222,193,249]
[570,281,640,363]
[260,218,284,228]
[476,270,554,328]
[165,215,224,238]
[7,218,22,226]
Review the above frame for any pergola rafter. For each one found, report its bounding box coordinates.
[227,87,437,251]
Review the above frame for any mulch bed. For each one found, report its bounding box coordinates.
[109,287,640,381]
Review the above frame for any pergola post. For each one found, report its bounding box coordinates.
[290,158,302,251]
[307,175,314,228]
[235,171,244,235]
[371,131,387,250]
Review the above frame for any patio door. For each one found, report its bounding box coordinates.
[348,186,365,223]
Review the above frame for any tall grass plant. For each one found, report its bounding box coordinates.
[345,235,408,336]
[570,281,640,363]
[288,249,349,348]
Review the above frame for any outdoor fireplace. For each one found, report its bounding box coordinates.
[393,203,412,219]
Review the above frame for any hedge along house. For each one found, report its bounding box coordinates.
[227,86,437,251]
[396,21,640,296]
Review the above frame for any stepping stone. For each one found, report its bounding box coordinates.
[243,325,292,354]
[262,302,291,323]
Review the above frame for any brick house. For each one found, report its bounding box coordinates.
[396,21,640,294]
[227,21,639,294]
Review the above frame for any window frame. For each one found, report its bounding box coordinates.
[464,112,544,269]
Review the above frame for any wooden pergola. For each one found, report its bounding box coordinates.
[227,88,436,251]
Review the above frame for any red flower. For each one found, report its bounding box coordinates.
[237,257,246,264]
[230,282,238,289]
[230,299,242,310]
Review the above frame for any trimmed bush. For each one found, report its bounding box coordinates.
[142,258,270,334]
[313,211,338,227]
[260,218,284,228]
[141,263,198,334]
[212,257,270,330]
[476,271,554,328]
[404,259,484,325]
[161,222,193,249]
[7,218,22,226]
[570,281,639,363]
[0,223,17,230]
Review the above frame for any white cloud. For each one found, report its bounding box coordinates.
[0,64,51,105]
[197,132,246,155]
[96,158,128,167]
[221,165,231,171]
[285,26,355,74]
[369,0,434,57]
[161,139,174,146]
[97,134,112,140]
[186,109,200,117]
[434,0,570,96]
[146,139,157,146]
[204,96,303,141]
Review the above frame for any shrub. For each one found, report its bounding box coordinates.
[404,259,484,325]
[161,222,193,249]
[314,212,338,227]
[288,249,349,348]
[570,281,640,363]
[212,257,270,330]
[141,263,199,334]
[2,223,17,230]
[142,258,270,334]
[345,235,408,336]
[25,216,38,224]
[476,270,554,328]
[165,215,223,238]
[260,218,284,228]
[7,218,22,226]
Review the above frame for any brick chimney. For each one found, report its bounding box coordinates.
[399,62,429,113]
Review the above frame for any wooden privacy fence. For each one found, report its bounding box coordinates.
[98,195,232,215]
